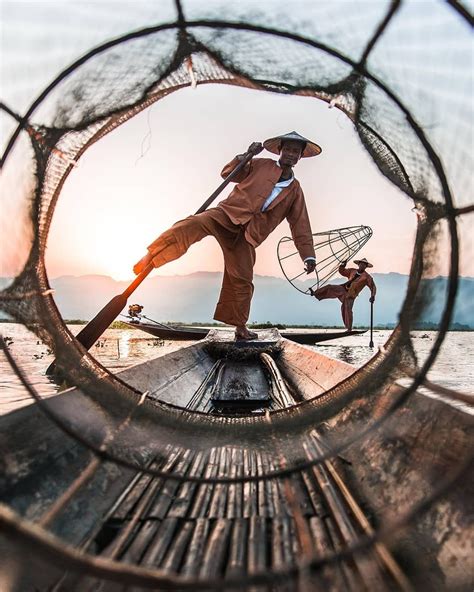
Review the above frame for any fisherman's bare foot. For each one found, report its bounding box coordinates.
[133,253,152,275]
[235,326,258,341]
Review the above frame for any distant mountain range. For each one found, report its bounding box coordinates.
[1,272,473,328]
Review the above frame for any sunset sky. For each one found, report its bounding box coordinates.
[44,84,419,281]
[1,1,472,284]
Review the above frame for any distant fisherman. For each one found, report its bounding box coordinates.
[134,132,320,341]
[311,258,376,331]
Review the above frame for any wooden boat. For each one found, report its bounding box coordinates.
[124,320,367,344]
[1,329,471,591]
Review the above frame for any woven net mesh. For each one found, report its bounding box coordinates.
[0,1,472,590]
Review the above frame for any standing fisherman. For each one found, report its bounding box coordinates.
[311,258,376,331]
[133,132,320,341]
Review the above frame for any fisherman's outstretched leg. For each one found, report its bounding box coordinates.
[311,284,346,301]
[134,209,223,274]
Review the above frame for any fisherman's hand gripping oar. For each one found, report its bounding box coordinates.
[369,295,375,348]
[133,141,264,277]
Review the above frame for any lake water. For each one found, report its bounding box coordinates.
[1,323,472,416]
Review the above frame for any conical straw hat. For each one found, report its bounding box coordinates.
[263,131,322,158]
[353,257,373,268]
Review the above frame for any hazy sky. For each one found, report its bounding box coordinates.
[44,84,419,280]
[1,0,472,283]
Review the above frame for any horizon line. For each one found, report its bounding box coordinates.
[0,270,474,283]
[1,270,474,282]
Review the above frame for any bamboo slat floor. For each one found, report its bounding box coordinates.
[46,345,408,592]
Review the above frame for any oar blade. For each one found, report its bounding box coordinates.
[45,293,127,375]
[74,293,128,350]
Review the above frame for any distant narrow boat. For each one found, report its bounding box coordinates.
[123,321,366,344]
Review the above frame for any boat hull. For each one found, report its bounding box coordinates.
[1,330,471,591]
[124,321,366,344]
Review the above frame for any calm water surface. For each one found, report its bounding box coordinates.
[1,323,472,415]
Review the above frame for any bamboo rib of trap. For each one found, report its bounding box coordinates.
[36,349,408,591]
[278,225,373,291]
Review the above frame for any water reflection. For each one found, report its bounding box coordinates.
[0,323,194,415]
[312,343,375,367]
[1,325,472,417]
[336,345,356,365]
[91,335,165,364]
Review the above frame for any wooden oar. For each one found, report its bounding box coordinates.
[46,151,255,374]
[369,300,374,348]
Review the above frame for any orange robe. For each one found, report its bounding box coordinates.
[313,265,376,330]
[219,157,315,260]
[146,157,315,326]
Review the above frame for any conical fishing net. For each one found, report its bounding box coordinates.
[0,1,472,590]
[278,225,373,293]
